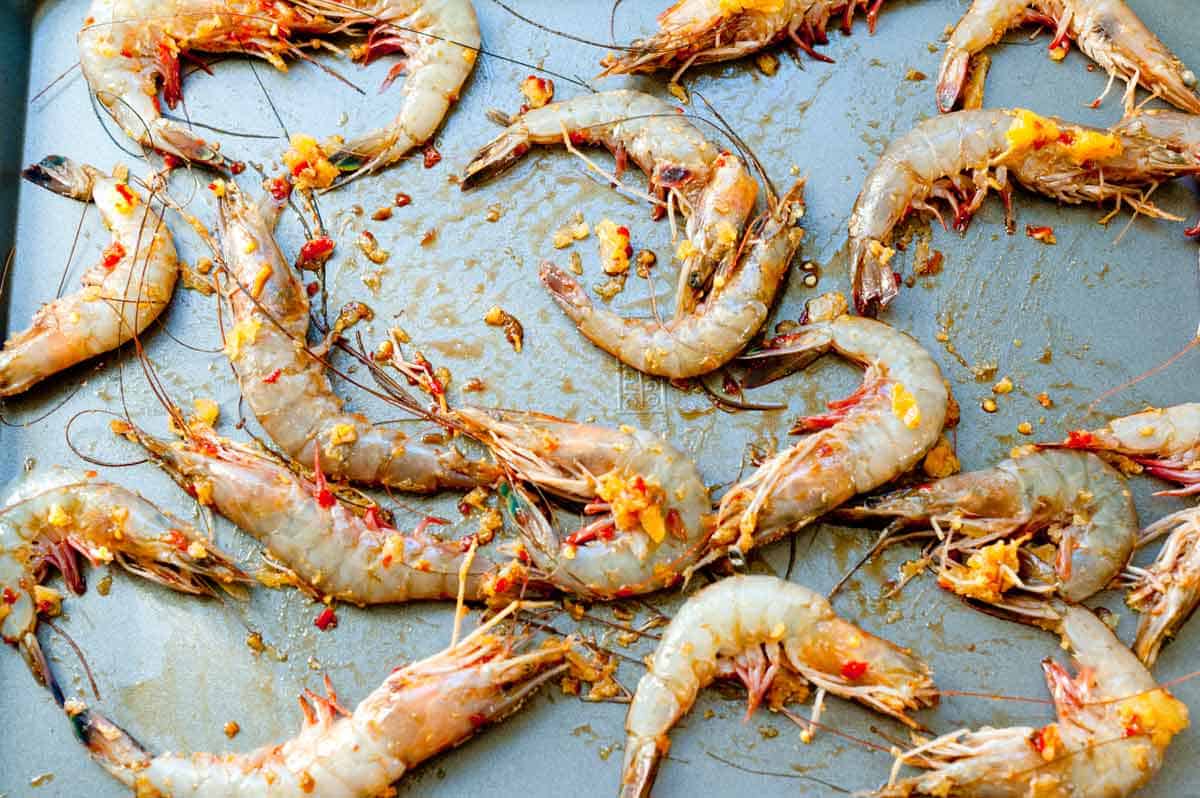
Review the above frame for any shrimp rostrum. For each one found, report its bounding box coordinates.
[74,601,569,797]
[80,0,480,180]
[214,179,497,493]
[462,89,806,379]
[709,292,948,560]
[849,108,1200,315]
[622,575,937,798]
[599,0,892,80]
[0,469,244,691]
[879,603,1188,798]
[446,407,713,600]
[1051,403,1200,495]
[1,157,177,397]
[841,449,1137,613]
[936,0,1200,114]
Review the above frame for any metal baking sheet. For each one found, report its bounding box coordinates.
[2,0,1198,795]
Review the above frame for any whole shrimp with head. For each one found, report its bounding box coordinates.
[1049,403,1200,495]
[0,468,244,693]
[841,449,1137,614]
[599,0,891,81]
[621,575,937,798]
[214,178,497,493]
[0,157,177,397]
[936,0,1200,114]
[879,603,1188,798]
[74,601,570,797]
[80,0,479,181]
[124,414,508,604]
[849,108,1200,315]
[438,406,713,600]
[463,90,764,316]
[708,292,947,561]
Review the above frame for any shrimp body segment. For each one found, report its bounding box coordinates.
[849,108,1200,315]
[1127,506,1200,667]
[937,0,1200,114]
[76,604,569,798]
[80,0,479,179]
[216,181,496,493]
[132,425,502,604]
[844,449,1137,606]
[599,0,890,79]
[622,575,937,798]
[712,294,947,557]
[540,179,805,379]
[451,408,712,599]
[0,470,245,688]
[880,604,1188,798]
[1,157,178,396]
[463,89,762,321]
[1054,403,1200,495]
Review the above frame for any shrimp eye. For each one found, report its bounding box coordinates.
[658,165,691,187]
[1183,69,1198,88]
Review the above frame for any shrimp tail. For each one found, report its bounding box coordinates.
[70,707,152,788]
[21,155,100,201]
[620,736,665,798]
[851,238,899,317]
[460,128,532,190]
[936,49,970,113]
[736,292,847,388]
[538,261,592,323]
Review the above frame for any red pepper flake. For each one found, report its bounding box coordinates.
[1031,727,1046,753]
[263,368,282,384]
[617,225,630,238]
[306,281,320,297]
[394,192,412,207]
[568,131,587,146]
[312,449,337,509]
[164,529,190,552]
[115,184,137,206]
[230,161,246,175]
[1063,430,1095,449]
[268,177,292,201]
[314,606,338,631]
[1057,131,1075,145]
[291,160,310,177]
[493,577,511,594]
[840,660,869,680]
[162,153,182,170]
[422,144,442,169]
[1124,715,1143,738]
[2,587,17,604]
[101,241,127,270]
[1025,225,1057,245]
[299,236,335,265]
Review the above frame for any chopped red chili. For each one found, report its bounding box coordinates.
[314,607,338,631]
[395,192,412,207]
[840,660,869,680]
[229,161,246,175]
[1031,728,1046,752]
[268,177,292,201]
[164,529,190,552]
[306,281,319,297]
[2,587,17,604]
[162,153,182,170]
[263,368,282,384]
[115,184,137,206]
[299,236,335,264]
[101,241,127,270]
[422,144,442,169]
[1063,430,1095,449]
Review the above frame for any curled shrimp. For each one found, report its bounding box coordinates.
[215,179,497,493]
[0,468,245,691]
[842,449,1137,611]
[73,601,569,797]
[447,407,713,599]
[709,292,948,559]
[127,420,508,604]
[879,603,1189,798]
[621,574,937,798]
[849,108,1200,315]
[1,157,177,397]
[1126,506,1200,666]
[598,0,890,81]
[462,89,761,320]
[936,0,1200,114]
[80,0,479,180]
[1051,403,1200,495]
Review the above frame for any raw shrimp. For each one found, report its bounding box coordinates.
[849,108,1200,315]
[127,421,507,604]
[936,0,1200,114]
[1,157,177,396]
[599,0,890,80]
[540,179,805,379]
[1052,403,1200,495]
[0,468,244,690]
[74,601,569,797]
[215,179,497,493]
[1126,505,1200,666]
[462,89,760,319]
[621,575,937,798]
[879,603,1188,798]
[80,0,479,179]
[447,407,713,599]
[841,449,1137,608]
[709,292,947,558]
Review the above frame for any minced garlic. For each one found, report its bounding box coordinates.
[283,134,339,190]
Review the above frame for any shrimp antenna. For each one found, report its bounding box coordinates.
[42,617,101,701]
[160,113,281,140]
[65,409,149,468]
[55,201,90,299]
[704,751,853,793]
[608,0,627,45]
[31,61,80,104]
[692,91,779,205]
[0,381,85,428]
[486,0,637,50]
[1087,335,1199,413]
